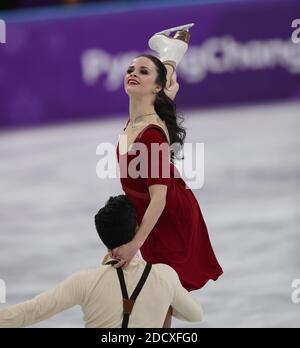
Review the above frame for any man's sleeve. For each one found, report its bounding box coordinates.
[0,271,87,328]
[169,268,204,322]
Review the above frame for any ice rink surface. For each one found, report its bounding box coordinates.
[0,101,299,328]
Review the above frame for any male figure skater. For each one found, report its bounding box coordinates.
[0,195,203,328]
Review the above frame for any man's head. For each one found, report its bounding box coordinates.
[95,195,137,250]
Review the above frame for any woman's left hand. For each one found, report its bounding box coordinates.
[112,239,140,269]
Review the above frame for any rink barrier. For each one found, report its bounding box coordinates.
[0,0,299,128]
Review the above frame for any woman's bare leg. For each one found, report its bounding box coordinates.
[163,63,179,100]
[165,64,175,89]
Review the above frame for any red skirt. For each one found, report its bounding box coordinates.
[117,126,223,291]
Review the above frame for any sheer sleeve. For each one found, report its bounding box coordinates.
[138,127,171,188]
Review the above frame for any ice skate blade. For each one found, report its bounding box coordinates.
[156,23,194,36]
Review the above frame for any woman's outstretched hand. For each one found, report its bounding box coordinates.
[112,239,140,269]
[164,70,179,101]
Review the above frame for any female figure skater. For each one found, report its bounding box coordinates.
[112,25,223,325]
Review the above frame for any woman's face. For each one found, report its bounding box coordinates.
[124,57,162,97]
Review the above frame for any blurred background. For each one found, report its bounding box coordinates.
[0,0,299,328]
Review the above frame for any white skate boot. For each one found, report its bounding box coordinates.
[148,23,195,71]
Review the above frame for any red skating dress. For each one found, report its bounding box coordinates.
[116,119,223,291]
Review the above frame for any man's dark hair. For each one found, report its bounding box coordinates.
[95,195,137,250]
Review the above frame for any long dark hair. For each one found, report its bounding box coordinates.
[135,54,186,163]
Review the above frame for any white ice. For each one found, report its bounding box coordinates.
[0,100,299,328]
